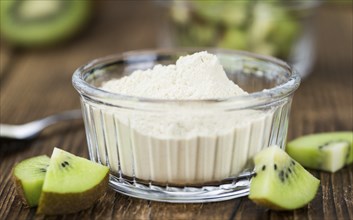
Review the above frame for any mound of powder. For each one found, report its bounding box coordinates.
[101,51,247,99]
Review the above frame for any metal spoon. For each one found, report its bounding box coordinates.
[0,110,82,140]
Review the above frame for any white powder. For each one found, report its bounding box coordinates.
[90,51,274,185]
[101,51,248,99]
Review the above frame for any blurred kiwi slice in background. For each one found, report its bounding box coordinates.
[0,0,92,47]
[170,0,301,59]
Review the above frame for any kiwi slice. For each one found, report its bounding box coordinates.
[13,155,50,207]
[249,146,320,210]
[37,148,109,215]
[287,132,353,172]
[0,0,91,47]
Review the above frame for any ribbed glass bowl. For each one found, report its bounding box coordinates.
[72,48,300,202]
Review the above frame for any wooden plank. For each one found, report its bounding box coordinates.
[0,44,12,78]
[149,200,239,220]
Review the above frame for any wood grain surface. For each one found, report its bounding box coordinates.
[0,2,352,220]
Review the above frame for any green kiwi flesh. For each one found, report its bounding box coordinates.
[249,146,320,210]
[287,132,353,172]
[0,0,91,46]
[37,148,109,215]
[13,155,50,207]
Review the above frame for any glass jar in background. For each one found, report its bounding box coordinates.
[159,0,320,78]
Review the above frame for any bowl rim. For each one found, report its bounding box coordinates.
[72,48,301,110]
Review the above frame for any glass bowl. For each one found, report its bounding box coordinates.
[72,48,300,203]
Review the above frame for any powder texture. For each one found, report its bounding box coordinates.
[101,51,247,99]
[89,51,275,185]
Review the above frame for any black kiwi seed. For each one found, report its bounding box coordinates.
[262,165,266,171]
[291,160,295,166]
[60,161,70,168]
[274,164,277,170]
[253,173,257,178]
[279,170,285,182]
[319,141,333,150]
[320,142,327,149]
[40,168,46,172]
[285,173,289,179]
[288,168,292,173]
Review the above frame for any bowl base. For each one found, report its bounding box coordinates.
[108,173,252,203]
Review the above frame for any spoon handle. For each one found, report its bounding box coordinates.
[0,110,82,140]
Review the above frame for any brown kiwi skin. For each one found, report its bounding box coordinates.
[36,173,109,215]
[251,198,284,211]
[12,168,31,207]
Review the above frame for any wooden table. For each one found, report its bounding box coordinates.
[1,2,352,220]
